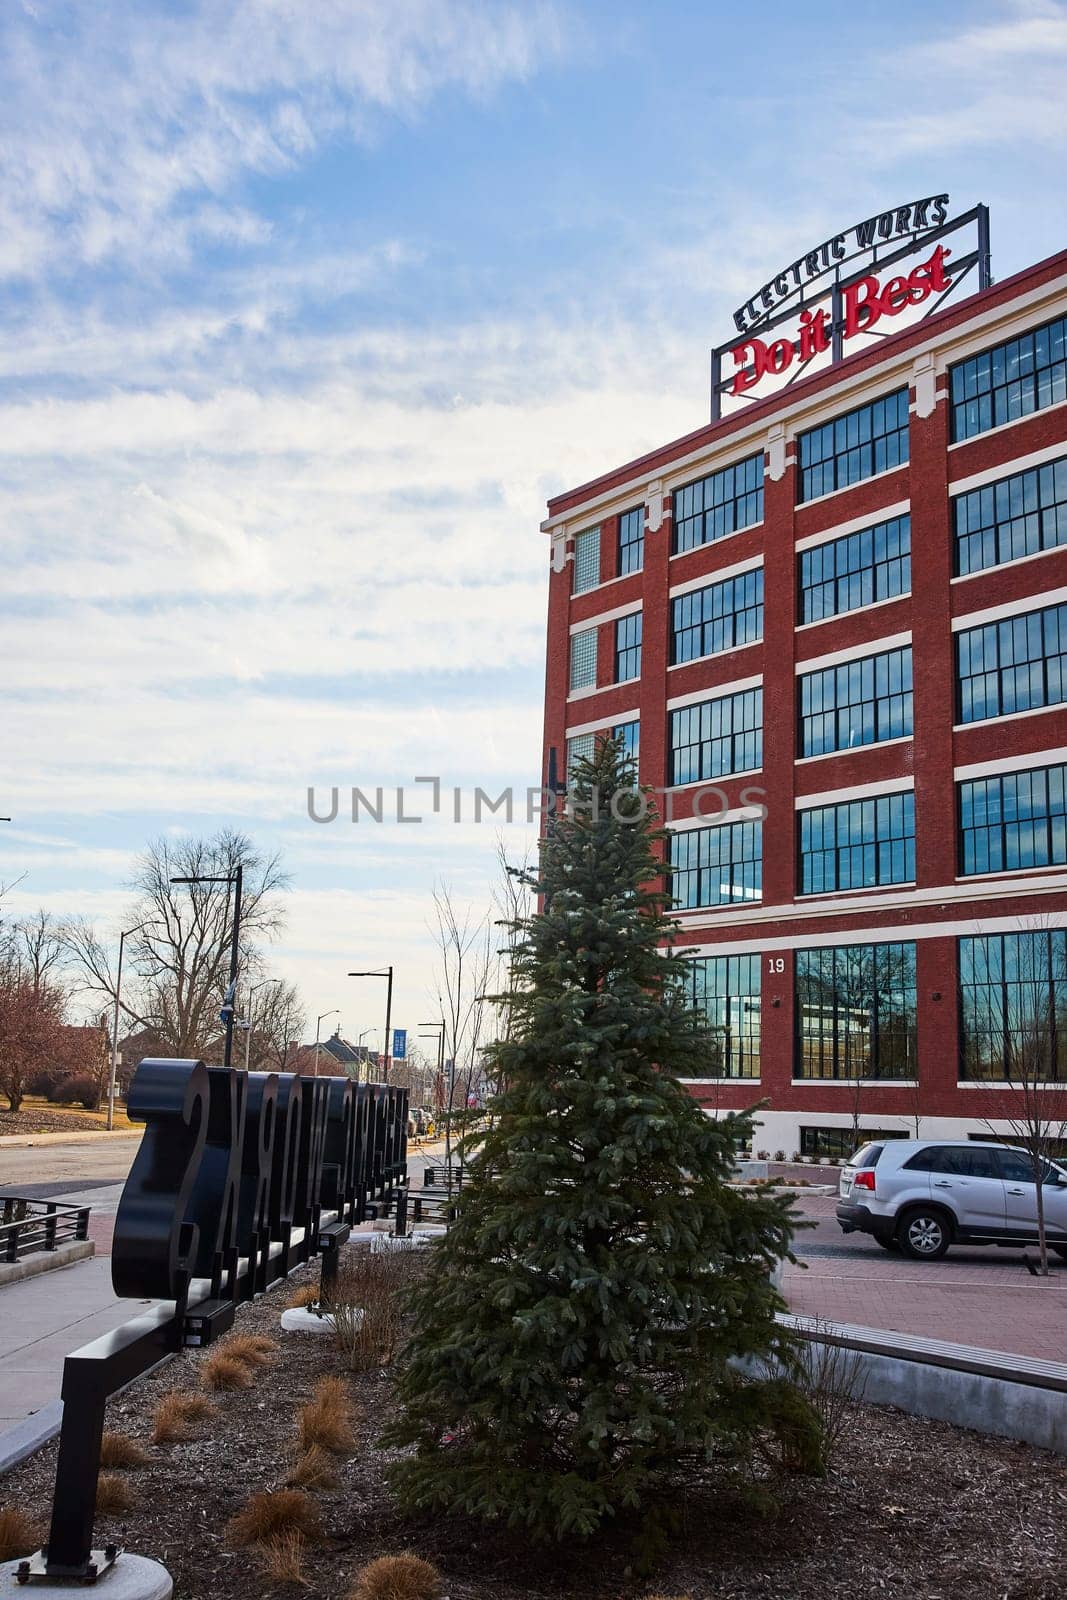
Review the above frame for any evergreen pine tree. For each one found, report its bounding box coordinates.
[385,736,819,1547]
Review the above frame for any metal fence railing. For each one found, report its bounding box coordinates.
[1,1197,91,1263]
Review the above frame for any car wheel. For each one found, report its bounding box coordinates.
[897,1209,951,1261]
[874,1236,899,1252]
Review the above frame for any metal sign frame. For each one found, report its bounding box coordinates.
[710,203,991,420]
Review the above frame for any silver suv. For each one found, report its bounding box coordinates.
[836,1139,1067,1261]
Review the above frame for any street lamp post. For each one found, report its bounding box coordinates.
[347,967,393,1081]
[419,1019,448,1164]
[357,1028,378,1083]
[170,864,243,1068]
[107,922,147,1132]
[314,1009,340,1077]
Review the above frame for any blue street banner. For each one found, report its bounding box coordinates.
[392,1028,407,1061]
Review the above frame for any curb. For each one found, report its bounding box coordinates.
[0,1240,95,1288]
[0,1400,64,1476]
[0,1130,141,1149]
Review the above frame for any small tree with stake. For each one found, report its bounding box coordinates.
[385,737,820,1556]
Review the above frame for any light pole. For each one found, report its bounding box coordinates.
[419,1020,447,1161]
[107,922,147,1132]
[170,864,243,1068]
[357,1028,378,1083]
[348,967,393,1081]
[242,978,277,1071]
[314,1009,340,1077]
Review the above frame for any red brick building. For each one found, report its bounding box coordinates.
[540,237,1067,1157]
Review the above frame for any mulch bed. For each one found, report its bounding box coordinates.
[0,1106,110,1135]
[3,1253,1065,1600]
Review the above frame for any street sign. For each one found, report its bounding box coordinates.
[392,1028,407,1060]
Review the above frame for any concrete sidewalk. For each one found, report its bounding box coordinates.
[0,1256,155,1429]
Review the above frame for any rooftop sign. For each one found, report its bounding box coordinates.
[711,197,990,420]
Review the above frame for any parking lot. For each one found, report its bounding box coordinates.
[785,1193,1066,1360]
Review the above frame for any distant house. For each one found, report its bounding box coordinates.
[287,1033,380,1079]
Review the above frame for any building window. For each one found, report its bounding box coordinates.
[959,930,1067,1082]
[959,762,1067,876]
[615,612,642,682]
[618,507,644,575]
[614,719,640,764]
[799,1126,908,1160]
[673,454,764,555]
[798,644,913,758]
[798,514,911,624]
[565,732,594,779]
[956,603,1067,724]
[573,527,600,593]
[669,688,762,786]
[669,821,762,910]
[671,569,763,665]
[950,315,1067,443]
[796,942,917,1080]
[954,456,1067,577]
[799,791,915,895]
[682,955,760,1078]
[797,388,909,503]
[569,628,597,692]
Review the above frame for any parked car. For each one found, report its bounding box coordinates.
[836,1139,1067,1261]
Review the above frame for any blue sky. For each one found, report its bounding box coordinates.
[1,0,1065,1042]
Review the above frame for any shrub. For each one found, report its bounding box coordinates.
[755,1148,770,1160]
[152,1391,215,1444]
[0,1507,39,1562]
[298,1375,355,1455]
[257,1531,307,1584]
[287,1282,320,1309]
[99,1431,149,1469]
[288,1445,339,1492]
[329,1249,423,1372]
[221,1333,277,1368]
[349,1552,442,1600]
[27,1068,62,1097]
[96,1474,133,1515]
[48,1074,100,1110]
[227,1490,320,1548]
[201,1351,252,1392]
[773,1150,786,1163]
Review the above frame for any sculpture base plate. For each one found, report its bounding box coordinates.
[2,1553,172,1596]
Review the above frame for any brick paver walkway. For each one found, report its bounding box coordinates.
[786,1195,1066,1361]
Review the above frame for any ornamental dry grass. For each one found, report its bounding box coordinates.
[257,1530,309,1585]
[287,1282,320,1309]
[95,1474,133,1515]
[297,1375,356,1455]
[348,1552,442,1600]
[227,1489,321,1549]
[287,1445,339,1492]
[0,1507,40,1562]
[200,1350,252,1392]
[151,1391,215,1444]
[328,1247,423,1372]
[98,1430,149,1469]
[220,1333,277,1368]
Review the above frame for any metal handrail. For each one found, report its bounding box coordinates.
[0,1196,91,1263]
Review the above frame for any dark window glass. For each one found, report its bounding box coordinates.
[797,388,909,503]
[950,316,1067,443]
[798,645,913,757]
[954,457,1067,576]
[615,611,642,683]
[796,941,917,1080]
[799,515,911,623]
[673,454,764,555]
[997,1150,1039,1183]
[682,954,760,1078]
[956,603,1067,723]
[801,1129,905,1159]
[670,569,764,665]
[799,791,915,894]
[669,688,763,786]
[618,507,644,575]
[850,1142,885,1168]
[669,821,762,910]
[903,1147,941,1171]
[959,762,1067,875]
[959,930,1067,1083]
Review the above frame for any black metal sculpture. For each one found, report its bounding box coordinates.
[18,1058,407,1587]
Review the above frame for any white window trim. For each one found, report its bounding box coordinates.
[667,673,762,711]
[795,775,914,810]
[948,439,1067,496]
[565,707,641,739]
[795,734,913,765]
[794,498,910,554]
[956,865,1067,887]
[796,590,911,633]
[665,805,765,833]
[669,552,763,599]
[954,701,1067,732]
[569,598,641,636]
[797,881,917,904]
[951,585,1067,632]
[669,517,763,561]
[951,542,1067,586]
[666,767,763,793]
[676,890,1067,948]
[955,746,1067,781]
[946,395,1067,453]
[795,459,907,515]
[796,630,912,676]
